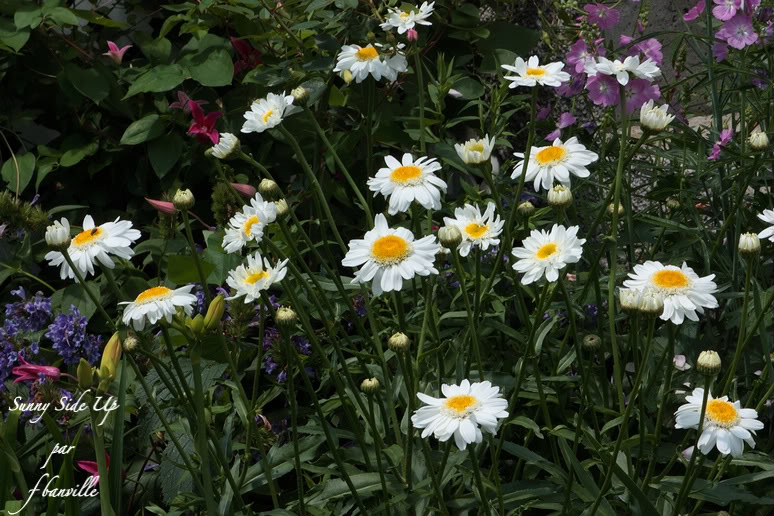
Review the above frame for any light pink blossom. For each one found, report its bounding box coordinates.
[103,41,132,64]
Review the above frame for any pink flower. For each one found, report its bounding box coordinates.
[708,128,733,160]
[77,454,119,486]
[633,38,663,65]
[584,3,621,29]
[717,14,758,49]
[684,0,706,21]
[103,41,132,64]
[567,40,591,74]
[713,41,730,61]
[407,28,419,42]
[145,198,176,215]
[231,183,257,197]
[713,0,741,21]
[546,111,576,141]
[619,34,634,45]
[187,102,221,145]
[673,354,691,371]
[556,74,585,97]
[625,79,660,113]
[169,91,209,113]
[230,36,263,75]
[586,73,620,107]
[536,104,552,121]
[11,355,60,383]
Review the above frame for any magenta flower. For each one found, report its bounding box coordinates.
[145,198,176,215]
[169,91,209,113]
[407,28,419,42]
[713,41,730,61]
[536,104,552,121]
[586,73,620,107]
[633,38,663,65]
[103,41,132,64]
[584,3,621,29]
[567,40,591,74]
[187,102,221,145]
[556,74,585,97]
[620,34,634,45]
[625,79,660,113]
[77,454,117,486]
[546,112,577,141]
[717,14,759,49]
[12,355,60,383]
[713,0,741,21]
[684,0,706,21]
[708,128,733,160]
[230,36,263,75]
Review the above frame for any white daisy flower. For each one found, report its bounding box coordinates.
[633,57,662,81]
[226,252,288,303]
[512,137,599,192]
[44,215,141,281]
[758,209,774,242]
[241,92,298,134]
[211,133,240,159]
[411,379,509,451]
[455,134,495,164]
[675,388,764,458]
[443,202,504,257]
[587,56,661,85]
[222,193,278,254]
[120,285,197,331]
[367,153,447,215]
[45,218,70,249]
[380,1,434,34]
[511,224,585,285]
[639,100,675,132]
[501,56,570,88]
[622,261,719,325]
[341,213,440,295]
[332,44,408,83]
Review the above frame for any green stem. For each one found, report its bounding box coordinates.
[190,346,219,516]
[450,247,484,381]
[673,377,712,515]
[0,263,55,293]
[367,394,391,515]
[180,210,211,305]
[414,52,426,152]
[279,323,305,514]
[721,258,753,395]
[88,401,115,516]
[60,250,116,330]
[468,445,491,515]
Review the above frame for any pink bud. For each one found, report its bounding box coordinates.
[407,29,418,42]
[103,41,132,65]
[231,183,256,198]
[145,198,176,215]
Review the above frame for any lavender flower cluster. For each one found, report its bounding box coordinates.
[45,306,102,366]
[0,287,51,386]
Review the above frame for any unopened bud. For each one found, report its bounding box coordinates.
[275,199,289,218]
[204,295,226,331]
[637,290,664,316]
[186,313,205,335]
[438,225,462,248]
[738,232,760,257]
[45,218,70,251]
[77,358,93,390]
[231,183,256,198]
[275,306,297,327]
[291,87,309,105]
[583,334,601,351]
[388,332,410,352]
[517,201,535,217]
[607,202,624,217]
[145,198,176,215]
[666,198,680,211]
[619,288,640,314]
[99,332,122,381]
[173,189,195,210]
[259,179,280,199]
[341,69,354,84]
[361,377,380,393]
[697,350,721,376]
[124,333,139,351]
[547,185,572,208]
[749,130,768,151]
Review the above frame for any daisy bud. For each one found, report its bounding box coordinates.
[259,179,280,199]
[231,183,256,198]
[639,99,675,132]
[517,201,535,217]
[204,295,226,331]
[99,332,122,381]
[697,350,721,376]
[291,87,309,106]
[145,198,176,215]
[749,130,768,151]
[173,189,195,210]
[360,377,380,394]
[583,334,601,351]
[275,199,289,218]
[45,218,70,251]
[607,202,624,217]
[637,290,664,316]
[438,225,462,248]
[77,358,93,390]
[388,332,411,352]
[666,198,681,211]
[210,133,240,160]
[547,184,573,208]
[618,288,640,314]
[124,333,139,351]
[340,69,354,84]
[276,306,297,327]
[738,232,760,257]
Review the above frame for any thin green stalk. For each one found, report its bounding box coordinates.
[190,346,220,515]
[673,376,712,515]
[279,324,305,514]
[88,402,115,516]
[420,439,449,516]
[397,351,414,491]
[60,250,116,330]
[366,394,392,515]
[468,445,491,515]
[450,246,484,381]
[0,263,55,293]
[240,298,265,489]
[721,258,754,395]
[180,210,211,305]
[101,266,126,304]
[414,52,426,152]
[366,77,376,183]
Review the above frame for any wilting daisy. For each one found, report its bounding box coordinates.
[675,388,764,458]
[242,92,297,134]
[211,133,240,159]
[512,224,585,284]
[622,261,718,324]
[443,202,504,257]
[512,137,599,192]
[502,56,570,88]
[411,379,509,451]
[226,252,288,303]
[758,209,774,242]
[380,1,434,34]
[332,44,408,83]
[45,215,141,281]
[341,213,440,295]
[367,153,447,215]
[222,193,278,254]
[120,285,197,331]
[455,134,495,164]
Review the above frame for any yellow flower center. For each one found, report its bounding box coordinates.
[706,399,739,427]
[135,286,172,303]
[535,146,567,165]
[263,110,273,123]
[444,394,477,414]
[371,235,410,264]
[400,12,410,19]
[72,227,104,247]
[245,270,270,284]
[468,142,485,153]
[242,215,260,236]
[356,46,380,61]
[390,165,422,184]
[652,269,689,289]
[526,67,546,76]
[536,242,558,260]
[465,223,488,239]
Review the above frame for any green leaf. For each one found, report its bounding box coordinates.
[120,114,166,145]
[452,77,484,99]
[136,34,173,64]
[64,63,110,104]
[35,157,59,190]
[510,415,543,438]
[557,438,616,516]
[14,7,42,29]
[123,64,188,99]
[148,133,183,178]
[534,315,558,354]
[70,9,128,28]
[60,141,98,167]
[167,255,216,284]
[189,49,234,87]
[0,19,30,52]
[46,7,79,26]
[1,152,36,194]
[50,282,100,320]
[477,21,539,56]
[311,472,400,502]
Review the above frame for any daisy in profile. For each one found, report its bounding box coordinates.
[675,388,764,458]
[332,44,407,83]
[241,92,297,134]
[341,213,440,295]
[511,224,585,284]
[222,193,278,254]
[639,99,675,132]
[586,55,661,85]
[443,202,504,257]
[455,134,495,164]
[380,1,434,34]
[120,285,197,331]
[411,379,508,451]
[210,133,240,159]
[368,153,447,215]
[758,209,774,242]
[45,215,141,281]
[622,261,718,324]
[226,252,288,303]
[512,137,599,192]
[501,56,570,88]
